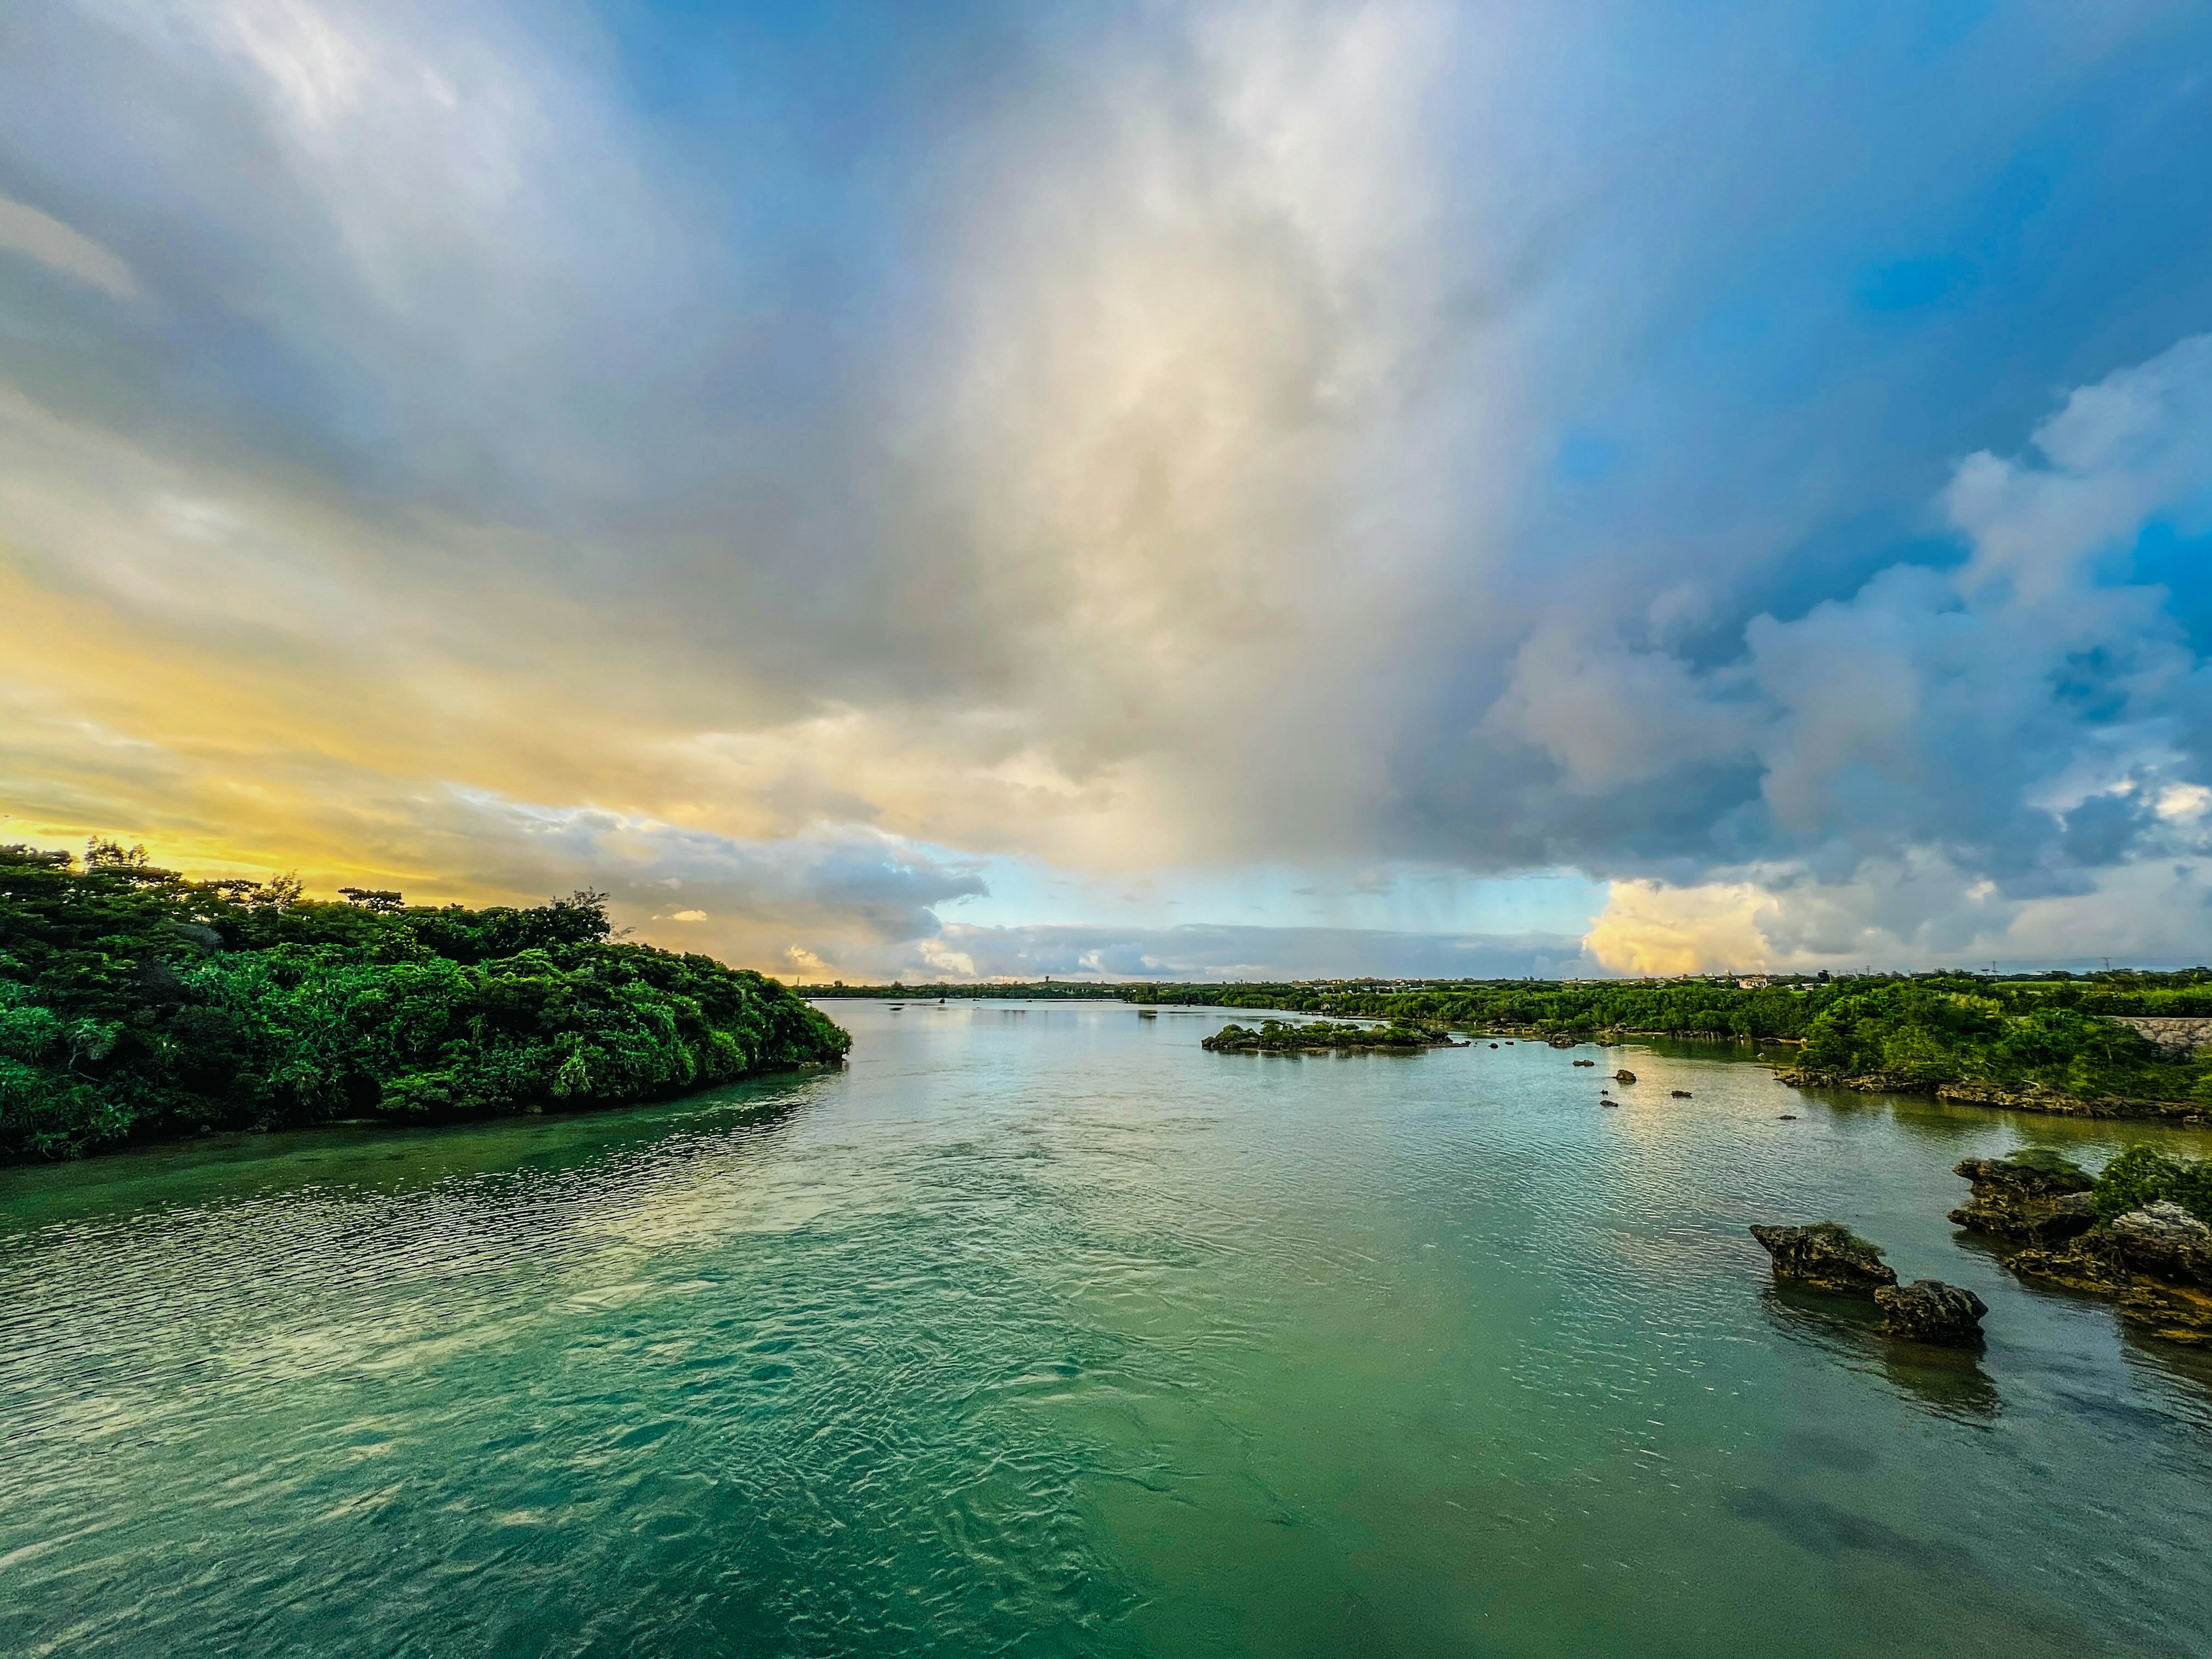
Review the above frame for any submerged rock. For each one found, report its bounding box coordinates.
[1948,1150,2097,1244]
[1671,1090,1692,1099]
[1873,1280,1988,1344]
[2009,1202,2212,1343]
[2114,1278,2212,1344]
[1749,1222,1899,1294]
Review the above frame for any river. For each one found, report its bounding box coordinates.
[3,1001,2209,1657]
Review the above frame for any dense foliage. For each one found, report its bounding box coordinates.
[0,843,849,1161]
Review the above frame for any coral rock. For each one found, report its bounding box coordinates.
[1749,1222,1899,1294]
[1947,1151,2097,1244]
[1873,1279,1988,1344]
[2107,1202,2212,1286]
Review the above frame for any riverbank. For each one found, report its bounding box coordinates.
[1773,1067,2209,1123]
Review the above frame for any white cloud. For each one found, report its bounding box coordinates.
[0,195,135,297]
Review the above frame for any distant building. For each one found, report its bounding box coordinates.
[1737,975,1772,989]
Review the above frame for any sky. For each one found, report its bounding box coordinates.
[6,0,2212,981]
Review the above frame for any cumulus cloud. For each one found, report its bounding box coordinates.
[1578,335,2212,967]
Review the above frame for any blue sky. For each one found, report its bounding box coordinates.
[4,1,2212,978]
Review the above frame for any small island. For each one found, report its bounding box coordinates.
[1202,1018,1459,1054]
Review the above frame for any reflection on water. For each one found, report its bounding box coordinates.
[1763,1283,2003,1421]
[3,1003,2210,1659]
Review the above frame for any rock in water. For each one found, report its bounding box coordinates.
[1614,1070,1637,1084]
[1873,1280,1988,1344]
[1748,1223,1899,1293]
[2107,1202,2212,1283]
[2009,1202,2212,1343]
[1670,1090,1691,1098]
[1948,1150,2097,1244]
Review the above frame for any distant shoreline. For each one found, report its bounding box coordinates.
[810,974,2212,1122]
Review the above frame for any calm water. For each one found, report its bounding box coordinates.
[4,1002,2211,1658]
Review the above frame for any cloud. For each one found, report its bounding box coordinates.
[1586,853,2212,976]
[844,922,1596,985]
[6,1,2212,976]
[1566,332,2212,968]
[0,196,135,296]
[1585,882,1775,977]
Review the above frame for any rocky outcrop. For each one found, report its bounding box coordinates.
[1934,1081,2202,1122]
[1749,1223,1899,1293]
[2108,1201,2212,1281]
[1772,1068,2203,1123]
[2104,1016,2212,1058]
[1947,1150,2097,1244]
[1613,1069,1637,1084]
[2009,1202,2212,1343]
[1873,1280,1988,1344]
[1772,1067,1921,1093]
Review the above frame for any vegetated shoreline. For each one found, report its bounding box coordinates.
[1767,1067,2208,1123]
[1,843,850,1164]
[820,971,2212,1122]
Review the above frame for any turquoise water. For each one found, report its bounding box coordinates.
[3,1002,2210,1658]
